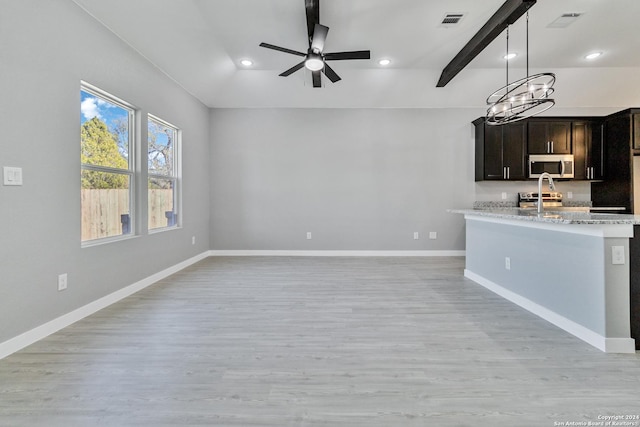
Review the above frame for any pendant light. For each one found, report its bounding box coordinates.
[486,12,555,125]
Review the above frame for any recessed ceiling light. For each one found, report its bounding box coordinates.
[503,53,517,60]
[585,52,602,60]
[240,59,253,67]
[378,59,391,66]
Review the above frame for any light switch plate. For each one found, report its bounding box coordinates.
[612,246,625,265]
[3,166,23,186]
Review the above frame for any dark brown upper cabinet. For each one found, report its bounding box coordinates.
[474,118,526,181]
[572,120,604,181]
[527,120,572,154]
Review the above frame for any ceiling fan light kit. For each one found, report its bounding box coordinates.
[486,11,555,125]
[304,54,324,71]
[259,0,371,88]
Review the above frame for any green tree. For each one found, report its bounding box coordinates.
[81,117,128,189]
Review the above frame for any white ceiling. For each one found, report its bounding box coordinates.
[72,0,640,109]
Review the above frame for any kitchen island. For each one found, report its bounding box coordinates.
[451,208,640,353]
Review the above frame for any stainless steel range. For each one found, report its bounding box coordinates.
[518,192,563,209]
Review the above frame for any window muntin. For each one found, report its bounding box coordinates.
[80,85,135,243]
[147,115,179,231]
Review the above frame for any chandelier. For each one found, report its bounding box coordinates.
[486,12,555,125]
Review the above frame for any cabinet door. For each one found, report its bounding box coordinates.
[549,121,571,153]
[589,122,604,180]
[483,125,504,180]
[527,121,549,153]
[634,113,640,150]
[503,122,526,180]
[572,121,604,180]
[573,122,588,180]
[527,121,571,154]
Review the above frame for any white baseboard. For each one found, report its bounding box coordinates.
[464,269,636,354]
[0,251,210,360]
[209,250,466,257]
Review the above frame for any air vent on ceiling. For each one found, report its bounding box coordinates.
[547,12,584,28]
[441,13,465,26]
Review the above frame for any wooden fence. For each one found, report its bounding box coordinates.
[81,189,174,241]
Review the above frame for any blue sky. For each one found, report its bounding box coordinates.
[81,90,171,164]
[80,90,127,126]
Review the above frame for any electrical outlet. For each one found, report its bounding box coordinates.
[58,273,68,291]
[429,232,437,240]
[306,232,312,240]
[612,246,625,265]
[192,236,196,245]
[501,192,507,200]
[413,232,419,240]
[505,257,511,270]
[567,191,573,199]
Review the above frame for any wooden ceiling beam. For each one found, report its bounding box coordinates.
[436,0,536,88]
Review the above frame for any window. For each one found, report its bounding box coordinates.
[80,84,135,243]
[147,115,180,231]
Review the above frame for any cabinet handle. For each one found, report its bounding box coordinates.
[551,141,554,153]
[503,166,510,180]
[587,167,590,180]
[507,167,510,179]
[547,141,550,153]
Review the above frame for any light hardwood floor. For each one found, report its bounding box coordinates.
[1,257,639,427]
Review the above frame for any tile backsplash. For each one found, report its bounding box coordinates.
[475,180,592,203]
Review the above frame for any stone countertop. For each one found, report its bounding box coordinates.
[449,208,640,225]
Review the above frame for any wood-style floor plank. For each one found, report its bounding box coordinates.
[1,257,639,426]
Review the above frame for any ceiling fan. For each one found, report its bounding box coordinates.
[259,0,371,88]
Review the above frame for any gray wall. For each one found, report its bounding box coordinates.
[210,108,480,250]
[465,218,631,338]
[0,0,211,343]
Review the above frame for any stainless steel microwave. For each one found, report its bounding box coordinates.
[528,154,574,178]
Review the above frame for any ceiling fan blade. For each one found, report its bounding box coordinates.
[259,42,306,57]
[305,0,320,44]
[311,24,329,53]
[312,70,322,88]
[322,63,341,83]
[279,61,306,77]
[325,50,371,61]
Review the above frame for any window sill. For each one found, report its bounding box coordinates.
[81,234,139,248]
[149,225,182,235]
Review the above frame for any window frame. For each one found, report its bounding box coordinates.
[147,113,181,233]
[80,82,137,247]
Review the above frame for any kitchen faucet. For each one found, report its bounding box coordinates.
[537,172,556,214]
